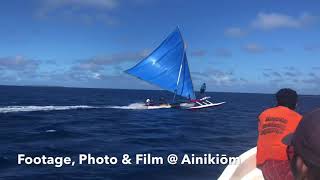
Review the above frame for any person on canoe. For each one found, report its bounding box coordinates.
[200,83,206,97]
[282,108,320,180]
[256,88,302,180]
[145,98,152,106]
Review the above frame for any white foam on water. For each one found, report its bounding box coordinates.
[0,103,173,113]
[45,129,56,133]
[108,103,171,110]
[0,105,97,113]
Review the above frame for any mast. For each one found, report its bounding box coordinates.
[180,29,195,100]
[172,28,186,103]
[173,52,185,103]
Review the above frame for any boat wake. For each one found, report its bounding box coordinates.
[0,105,99,113]
[107,103,171,110]
[0,103,172,113]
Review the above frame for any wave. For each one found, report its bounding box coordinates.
[45,129,57,133]
[0,105,98,113]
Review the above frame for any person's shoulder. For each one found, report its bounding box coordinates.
[288,109,302,119]
[260,106,278,115]
[259,106,297,117]
[259,107,278,119]
[276,106,302,121]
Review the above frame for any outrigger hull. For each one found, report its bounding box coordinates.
[188,96,225,110]
[188,101,225,110]
[144,101,225,110]
[169,97,225,110]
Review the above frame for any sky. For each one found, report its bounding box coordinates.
[0,0,320,94]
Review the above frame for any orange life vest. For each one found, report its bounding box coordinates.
[256,106,302,166]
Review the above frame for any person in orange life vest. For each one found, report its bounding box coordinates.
[256,88,302,180]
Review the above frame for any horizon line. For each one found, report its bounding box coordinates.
[0,84,319,96]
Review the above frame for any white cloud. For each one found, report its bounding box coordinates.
[91,73,105,80]
[71,49,150,73]
[0,56,39,71]
[243,43,265,53]
[304,44,320,52]
[252,12,316,30]
[35,0,119,25]
[40,0,118,12]
[193,69,237,85]
[224,12,317,37]
[214,48,232,58]
[224,27,247,37]
[190,50,207,57]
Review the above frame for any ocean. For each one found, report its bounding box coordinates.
[0,86,319,180]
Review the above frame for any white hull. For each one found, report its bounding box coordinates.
[188,101,225,109]
[218,147,264,180]
[188,96,225,110]
[143,97,225,110]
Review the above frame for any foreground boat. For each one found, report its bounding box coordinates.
[125,27,225,110]
[218,147,264,180]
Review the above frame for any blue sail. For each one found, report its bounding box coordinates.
[125,28,196,100]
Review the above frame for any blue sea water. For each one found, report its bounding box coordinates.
[0,86,319,180]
